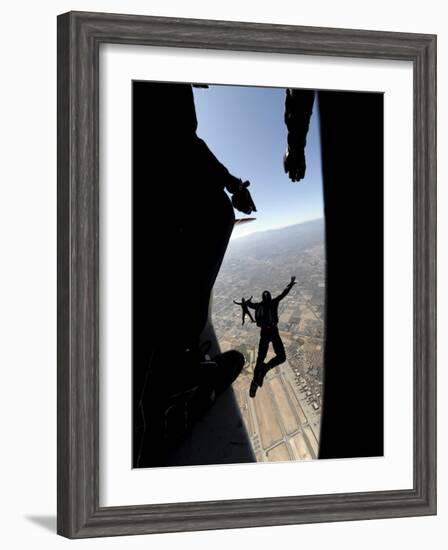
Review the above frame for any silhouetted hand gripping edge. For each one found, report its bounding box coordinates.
[229,179,257,215]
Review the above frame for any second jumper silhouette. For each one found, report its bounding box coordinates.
[233,296,255,325]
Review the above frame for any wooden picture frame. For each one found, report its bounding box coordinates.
[57,10,436,538]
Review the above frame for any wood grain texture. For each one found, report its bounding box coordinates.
[57,10,437,538]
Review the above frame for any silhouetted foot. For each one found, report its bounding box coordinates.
[254,363,267,388]
[138,348,245,467]
[170,349,244,419]
[208,349,245,395]
[249,379,258,398]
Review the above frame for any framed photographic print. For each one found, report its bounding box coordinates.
[57,11,436,538]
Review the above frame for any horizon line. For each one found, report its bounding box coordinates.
[231,216,324,241]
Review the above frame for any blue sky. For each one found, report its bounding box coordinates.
[193,84,324,238]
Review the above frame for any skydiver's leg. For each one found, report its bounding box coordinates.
[242,311,246,325]
[250,329,271,397]
[252,329,286,395]
[179,189,235,350]
[247,310,255,323]
[136,187,234,466]
[255,329,270,367]
[265,328,286,371]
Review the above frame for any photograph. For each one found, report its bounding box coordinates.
[132,80,384,469]
[0,0,441,545]
[54,9,436,539]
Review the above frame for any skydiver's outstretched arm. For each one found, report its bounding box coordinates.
[246,298,258,310]
[233,300,242,306]
[275,276,297,302]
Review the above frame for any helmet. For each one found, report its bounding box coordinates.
[262,291,271,302]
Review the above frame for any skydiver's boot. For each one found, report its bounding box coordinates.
[255,362,268,387]
[249,364,261,398]
[249,379,258,399]
[138,346,245,467]
[161,348,244,452]
[249,362,268,398]
[208,349,245,395]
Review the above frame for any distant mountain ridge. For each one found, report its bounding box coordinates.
[228,218,325,260]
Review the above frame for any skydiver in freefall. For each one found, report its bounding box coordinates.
[233,296,255,325]
[247,277,297,398]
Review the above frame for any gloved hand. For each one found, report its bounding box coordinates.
[283,149,306,182]
[231,180,257,215]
